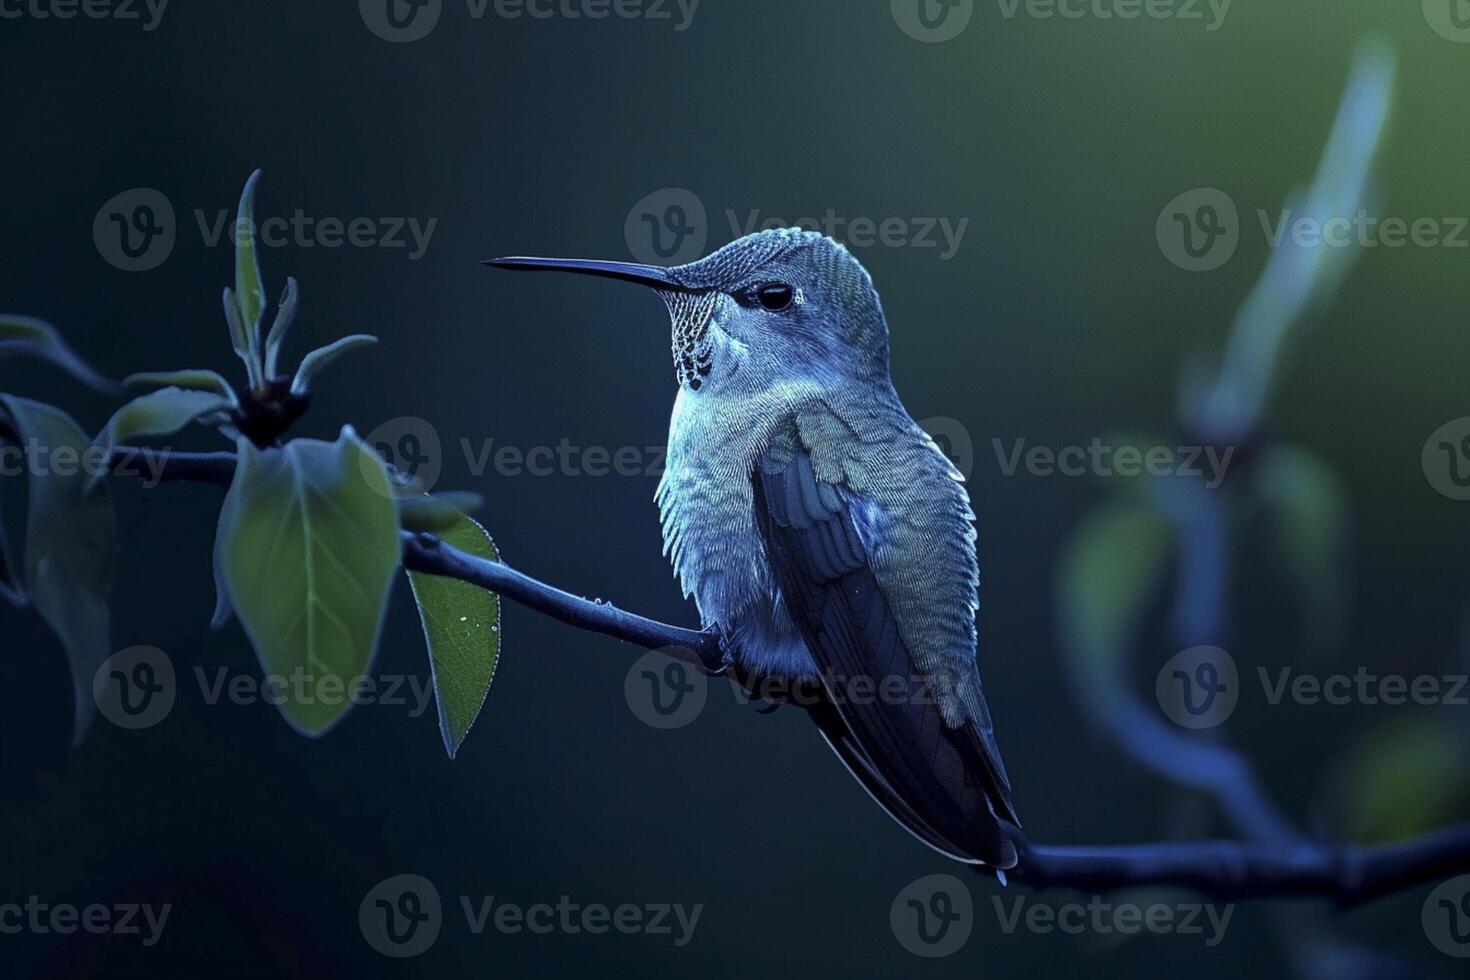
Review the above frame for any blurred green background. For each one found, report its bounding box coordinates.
[2,1,1469,976]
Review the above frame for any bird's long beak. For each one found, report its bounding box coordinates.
[483,256,695,292]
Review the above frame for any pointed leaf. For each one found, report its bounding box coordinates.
[234,169,267,344]
[0,315,116,393]
[0,396,115,744]
[291,335,378,396]
[398,492,485,533]
[1254,445,1349,661]
[209,510,233,630]
[125,369,239,406]
[217,428,400,736]
[87,388,234,492]
[222,286,260,389]
[407,511,501,758]
[264,277,300,379]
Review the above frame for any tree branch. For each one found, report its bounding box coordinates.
[107,447,1470,905]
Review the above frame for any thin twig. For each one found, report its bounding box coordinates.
[105,447,1470,904]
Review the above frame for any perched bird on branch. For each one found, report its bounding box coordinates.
[489,230,1020,870]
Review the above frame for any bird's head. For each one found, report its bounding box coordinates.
[488,229,890,396]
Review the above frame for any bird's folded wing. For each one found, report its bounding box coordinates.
[753,444,1018,868]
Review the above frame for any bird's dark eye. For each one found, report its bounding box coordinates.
[754,282,795,312]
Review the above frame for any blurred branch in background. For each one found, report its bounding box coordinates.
[1056,38,1466,978]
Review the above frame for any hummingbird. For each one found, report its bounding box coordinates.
[488,229,1020,869]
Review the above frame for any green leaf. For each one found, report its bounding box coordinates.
[217,427,401,736]
[234,169,267,346]
[124,369,240,406]
[1254,445,1348,661]
[0,315,116,393]
[0,395,116,744]
[398,492,485,533]
[1057,499,1175,702]
[290,335,378,396]
[222,286,259,389]
[263,276,300,379]
[407,510,501,758]
[1326,718,1469,844]
[88,388,234,492]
